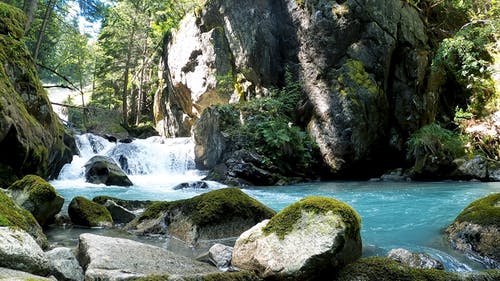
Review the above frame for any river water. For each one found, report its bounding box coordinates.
[49,134,500,272]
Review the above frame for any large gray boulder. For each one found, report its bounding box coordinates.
[232,196,362,280]
[0,267,55,281]
[446,193,500,269]
[0,227,52,276]
[46,247,84,281]
[84,156,133,186]
[7,175,64,227]
[126,188,275,245]
[76,233,217,280]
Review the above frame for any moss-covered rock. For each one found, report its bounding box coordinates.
[7,175,64,227]
[446,193,500,268]
[232,196,362,280]
[0,3,74,186]
[132,271,261,281]
[68,196,113,227]
[0,189,47,248]
[127,188,275,245]
[337,257,500,281]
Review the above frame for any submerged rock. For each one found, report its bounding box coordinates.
[76,233,217,280]
[0,190,47,248]
[84,155,133,186]
[7,175,64,227]
[232,196,362,280]
[126,188,275,245]
[173,181,210,190]
[68,196,113,228]
[446,193,500,269]
[387,248,444,270]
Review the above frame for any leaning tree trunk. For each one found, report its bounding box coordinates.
[33,0,54,61]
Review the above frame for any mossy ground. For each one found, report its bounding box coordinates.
[138,188,275,226]
[262,196,361,239]
[8,175,58,202]
[455,193,500,227]
[337,257,500,281]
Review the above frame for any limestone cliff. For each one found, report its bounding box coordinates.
[0,3,74,186]
[155,0,434,178]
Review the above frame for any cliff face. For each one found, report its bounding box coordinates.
[0,3,74,186]
[155,0,434,178]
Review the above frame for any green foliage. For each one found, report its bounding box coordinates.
[406,123,466,162]
[433,23,496,116]
[215,68,317,174]
[455,193,500,227]
[263,196,361,240]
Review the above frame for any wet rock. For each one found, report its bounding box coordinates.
[46,247,84,281]
[92,196,157,212]
[387,248,444,270]
[453,155,488,181]
[68,196,113,228]
[126,188,275,245]
[0,227,51,276]
[103,199,136,224]
[232,196,362,280]
[76,233,217,280]
[173,181,210,190]
[103,134,117,143]
[446,193,500,269]
[84,155,133,186]
[7,175,64,227]
[119,138,134,143]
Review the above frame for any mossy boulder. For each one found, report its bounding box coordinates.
[446,193,500,268]
[337,257,500,281]
[84,156,133,186]
[0,190,47,248]
[68,196,113,227]
[0,3,74,186]
[232,196,362,280]
[132,271,261,281]
[7,175,64,227]
[126,188,275,245]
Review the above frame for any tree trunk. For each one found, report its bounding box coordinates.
[23,0,38,33]
[33,0,55,61]
[122,28,136,128]
[136,35,149,125]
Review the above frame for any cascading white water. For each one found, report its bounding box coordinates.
[54,133,208,192]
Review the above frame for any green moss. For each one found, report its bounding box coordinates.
[92,196,157,211]
[337,257,462,281]
[8,175,57,202]
[0,189,46,247]
[138,188,275,226]
[0,2,26,39]
[131,275,169,281]
[340,59,380,96]
[69,196,113,226]
[262,196,361,240]
[188,272,261,281]
[455,193,500,227]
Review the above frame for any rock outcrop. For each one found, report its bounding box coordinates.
[126,188,275,245]
[46,247,84,281]
[0,3,74,186]
[68,196,113,228]
[155,0,433,179]
[7,175,64,227]
[446,193,500,269]
[76,233,217,280]
[232,196,362,280]
[84,156,133,186]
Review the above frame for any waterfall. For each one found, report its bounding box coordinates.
[56,133,204,187]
